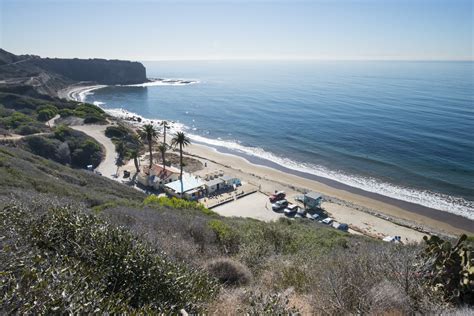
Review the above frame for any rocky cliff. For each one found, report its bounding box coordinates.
[0,49,148,96]
[32,58,147,85]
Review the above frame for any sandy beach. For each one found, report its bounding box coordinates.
[62,84,473,243]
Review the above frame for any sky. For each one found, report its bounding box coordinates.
[1,0,472,61]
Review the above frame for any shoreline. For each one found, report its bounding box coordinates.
[62,84,474,239]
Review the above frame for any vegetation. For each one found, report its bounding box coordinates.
[0,144,472,313]
[21,125,102,168]
[1,205,218,313]
[0,89,107,136]
[419,234,473,305]
[105,124,142,172]
[171,131,191,195]
[139,124,158,168]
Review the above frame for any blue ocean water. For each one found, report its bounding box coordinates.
[85,61,474,219]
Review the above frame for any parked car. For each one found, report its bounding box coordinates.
[308,213,320,220]
[296,207,306,216]
[272,199,288,211]
[269,191,286,203]
[284,204,299,216]
[321,217,333,225]
[334,222,349,231]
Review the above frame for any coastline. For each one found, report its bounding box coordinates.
[62,84,474,240]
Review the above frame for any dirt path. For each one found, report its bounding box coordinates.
[70,124,118,180]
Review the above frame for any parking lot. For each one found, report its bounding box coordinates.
[212,191,283,222]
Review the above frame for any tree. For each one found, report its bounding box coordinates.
[115,140,127,177]
[171,132,191,196]
[158,143,167,172]
[139,124,158,168]
[160,120,170,146]
[129,148,140,173]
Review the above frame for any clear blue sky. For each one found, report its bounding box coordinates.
[1,0,472,61]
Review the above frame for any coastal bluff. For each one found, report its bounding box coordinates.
[32,58,147,85]
[0,49,147,96]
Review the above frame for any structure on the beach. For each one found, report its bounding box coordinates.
[205,175,242,194]
[137,164,180,190]
[303,191,323,210]
[220,175,241,187]
[164,174,206,200]
[205,178,225,194]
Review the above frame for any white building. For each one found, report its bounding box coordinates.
[137,164,181,190]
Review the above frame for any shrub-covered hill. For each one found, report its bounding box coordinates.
[0,145,472,314]
[0,85,107,136]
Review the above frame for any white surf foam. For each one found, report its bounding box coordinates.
[188,134,474,221]
[121,78,199,87]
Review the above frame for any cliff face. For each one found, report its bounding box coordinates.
[0,49,148,96]
[32,58,147,85]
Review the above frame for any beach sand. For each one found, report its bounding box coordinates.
[62,84,473,243]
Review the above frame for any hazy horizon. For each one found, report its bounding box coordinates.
[1,0,472,61]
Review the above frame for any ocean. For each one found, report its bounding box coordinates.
[83,61,474,220]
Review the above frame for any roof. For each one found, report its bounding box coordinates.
[305,191,322,200]
[206,178,225,187]
[144,164,180,180]
[165,174,204,193]
[220,175,236,181]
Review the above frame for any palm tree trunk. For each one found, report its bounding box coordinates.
[134,157,139,173]
[148,141,153,168]
[162,150,166,172]
[180,143,184,196]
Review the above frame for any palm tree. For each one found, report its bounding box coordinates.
[115,140,127,177]
[139,124,158,168]
[171,132,191,196]
[157,143,167,172]
[129,148,140,173]
[160,120,170,146]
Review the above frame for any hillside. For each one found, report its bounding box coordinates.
[1,143,472,313]
[0,49,147,96]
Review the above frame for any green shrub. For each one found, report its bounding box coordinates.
[208,219,240,253]
[143,195,216,216]
[36,104,58,121]
[1,205,218,313]
[0,111,33,129]
[84,113,106,124]
[16,124,41,135]
[105,125,129,138]
[59,108,75,117]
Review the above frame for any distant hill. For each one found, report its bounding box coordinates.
[0,48,147,96]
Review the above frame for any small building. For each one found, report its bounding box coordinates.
[220,175,241,187]
[164,174,205,200]
[303,191,323,210]
[205,178,225,194]
[137,164,180,189]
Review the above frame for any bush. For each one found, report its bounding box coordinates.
[36,104,58,121]
[84,113,106,124]
[70,139,101,168]
[207,258,252,286]
[105,125,129,138]
[0,111,33,129]
[208,219,240,253]
[144,195,216,216]
[59,108,75,117]
[1,205,218,313]
[16,124,41,135]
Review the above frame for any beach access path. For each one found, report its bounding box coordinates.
[70,124,118,180]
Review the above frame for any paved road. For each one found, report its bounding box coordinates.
[70,124,118,180]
